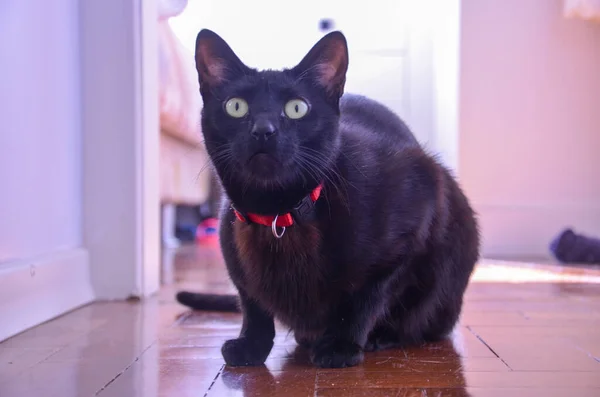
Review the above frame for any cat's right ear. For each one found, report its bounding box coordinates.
[292,31,349,100]
[195,29,248,92]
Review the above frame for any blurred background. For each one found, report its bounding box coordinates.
[1,0,599,346]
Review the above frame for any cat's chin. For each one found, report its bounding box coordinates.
[245,153,282,181]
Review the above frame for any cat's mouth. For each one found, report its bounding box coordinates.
[248,151,276,163]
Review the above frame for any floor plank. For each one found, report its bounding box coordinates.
[1,244,599,397]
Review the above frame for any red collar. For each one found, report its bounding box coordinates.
[232,184,323,228]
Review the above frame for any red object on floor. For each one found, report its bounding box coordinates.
[196,218,219,246]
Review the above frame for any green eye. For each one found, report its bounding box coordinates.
[225,98,248,118]
[284,99,309,119]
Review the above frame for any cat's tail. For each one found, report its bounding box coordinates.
[175,291,241,312]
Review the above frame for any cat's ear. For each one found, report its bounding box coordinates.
[195,29,248,92]
[292,31,349,99]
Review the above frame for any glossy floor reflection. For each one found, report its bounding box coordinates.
[1,244,600,397]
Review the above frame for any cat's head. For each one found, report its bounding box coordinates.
[194,29,348,193]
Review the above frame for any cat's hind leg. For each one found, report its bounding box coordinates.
[294,331,314,349]
[364,323,403,352]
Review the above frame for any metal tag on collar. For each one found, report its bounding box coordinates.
[271,215,286,239]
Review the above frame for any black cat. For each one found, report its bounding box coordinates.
[177,29,480,369]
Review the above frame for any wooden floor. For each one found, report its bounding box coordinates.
[1,244,600,397]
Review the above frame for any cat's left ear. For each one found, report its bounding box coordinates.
[195,29,249,94]
[292,31,349,99]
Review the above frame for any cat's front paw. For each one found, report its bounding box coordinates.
[221,337,273,367]
[310,336,364,368]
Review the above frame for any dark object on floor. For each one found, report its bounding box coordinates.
[196,218,219,246]
[550,228,600,264]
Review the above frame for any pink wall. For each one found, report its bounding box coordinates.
[460,0,600,259]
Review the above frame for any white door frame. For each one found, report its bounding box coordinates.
[80,0,160,300]
[405,0,461,173]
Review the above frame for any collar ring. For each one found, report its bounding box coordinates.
[271,215,286,239]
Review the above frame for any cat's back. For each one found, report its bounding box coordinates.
[339,94,418,148]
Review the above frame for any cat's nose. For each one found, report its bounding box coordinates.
[250,119,277,140]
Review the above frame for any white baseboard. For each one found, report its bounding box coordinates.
[0,248,95,342]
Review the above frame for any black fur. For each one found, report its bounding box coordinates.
[178,29,480,368]
[175,292,240,312]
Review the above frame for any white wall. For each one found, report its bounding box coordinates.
[0,0,95,342]
[0,0,81,263]
[460,0,600,259]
